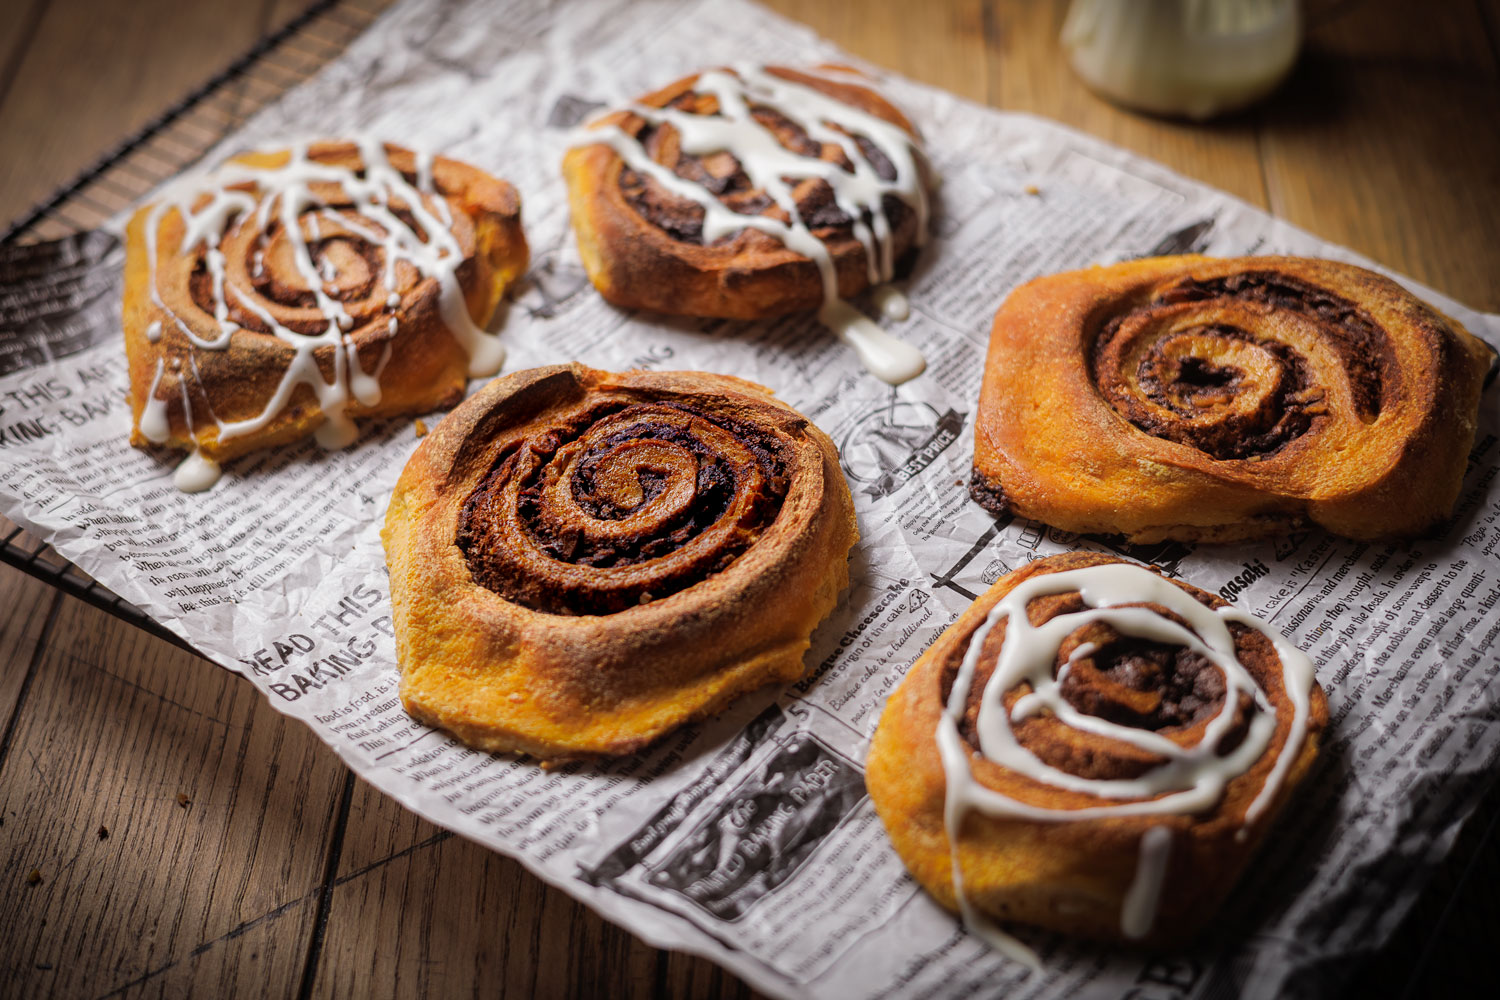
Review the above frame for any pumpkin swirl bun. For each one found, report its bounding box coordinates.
[562,65,931,384]
[381,364,858,760]
[866,552,1327,956]
[971,256,1494,542]
[123,139,528,492]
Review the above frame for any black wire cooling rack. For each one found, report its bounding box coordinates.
[0,0,393,652]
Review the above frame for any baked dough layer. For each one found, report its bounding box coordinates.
[562,66,923,320]
[123,140,528,464]
[971,256,1495,541]
[382,364,858,760]
[867,551,1328,947]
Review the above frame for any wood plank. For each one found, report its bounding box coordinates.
[1483,0,1500,59]
[222,0,393,131]
[0,0,274,225]
[267,0,324,32]
[760,0,990,104]
[0,0,48,106]
[1259,0,1500,309]
[984,0,1270,208]
[0,595,346,997]
[311,778,766,998]
[0,567,60,750]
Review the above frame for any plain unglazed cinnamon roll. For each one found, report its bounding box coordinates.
[970,256,1494,542]
[866,552,1327,956]
[381,364,858,760]
[123,139,528,491]
[562,65,931,384]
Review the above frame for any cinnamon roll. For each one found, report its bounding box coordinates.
[971,256,1494,541]
[381,364,858,760]
[866,552,1327,955]
[123,139,528,491]
[562,65,931,384]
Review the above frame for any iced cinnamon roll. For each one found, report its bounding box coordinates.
[381,364,858,760]
[562,65,931,384]
[970,256,1494,541]
[123,139,528,491]
[866,552,1327,956]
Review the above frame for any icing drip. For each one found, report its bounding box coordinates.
[937,562,1315,954]
[347,341,393,409]
[173,451,222,493]
[572,66,928,384]
[138,139,501,491]
[139,360,171,444]
[1121,826,1173,940]
[872,284,910,321]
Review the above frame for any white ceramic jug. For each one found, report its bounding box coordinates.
[1061,0,1303,119]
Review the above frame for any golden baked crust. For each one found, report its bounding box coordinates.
[971,255,1495,542]
[561,65,924,319]
[381,364,859,760]
[866,552,1328,948]
[123,140,528,464]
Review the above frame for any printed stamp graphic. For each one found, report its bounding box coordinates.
[645,733,866,921]
[840,398,964,500]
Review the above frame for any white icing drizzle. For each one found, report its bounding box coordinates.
[347,341,392,409]
[571,65,928,384]
[139,359,171,444]
[1121,826,1173,940]
[937,562,1316,953]
[137,138,501,491]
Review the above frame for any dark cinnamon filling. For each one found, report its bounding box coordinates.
[1152,270,1389,420]
[616,87,909,248]
[1090,270,1393,460]
[968,472,1011,519]
[1123,324,1316,459]
[457,401,793,616]
[1059,633,1226,730]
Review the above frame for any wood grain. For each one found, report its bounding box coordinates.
[1258,0,1500,309]
[0,564,59,740]
[311,778,767,998]
[984,0,1270,208]
[0,1,1498,997]
[0,0,47,106]
[0,596,346,998]
[761,0,991,104]
[0,0,284,225]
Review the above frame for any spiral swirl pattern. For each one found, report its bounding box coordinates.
[562,66,932,386]
[124,139,526,487]
[183,196,476,339]
[614,85,910,248]
[145,141,492,354]
[1090,271,1390,460]
[866,552,1327,950]
[971,255,1495,541]
[936,558,1280,795]
[459,401,792,616]
[382,365,858,759]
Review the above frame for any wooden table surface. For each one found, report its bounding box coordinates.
[1,0,1497,996]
